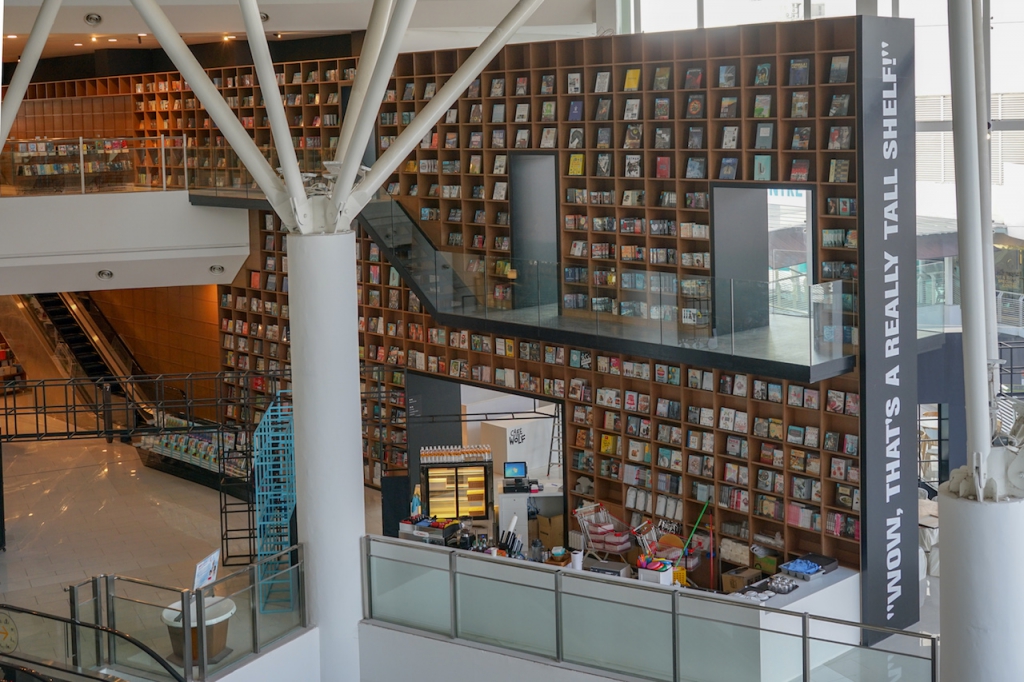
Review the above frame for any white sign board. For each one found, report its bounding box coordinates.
[193,549,221,591]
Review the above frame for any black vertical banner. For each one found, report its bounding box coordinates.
[857,16,919,636]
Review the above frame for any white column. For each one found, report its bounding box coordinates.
[947,0,991,464]
[289,231,364,682]
[939,492,1024,682]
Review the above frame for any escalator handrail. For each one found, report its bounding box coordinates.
[0,604,185,682]
[0,653,116,682]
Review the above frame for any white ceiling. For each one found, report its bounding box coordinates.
[2,0,598,60]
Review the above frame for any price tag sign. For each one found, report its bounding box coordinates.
[193,549,221,591]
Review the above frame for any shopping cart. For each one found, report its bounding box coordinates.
[573,502,633,562]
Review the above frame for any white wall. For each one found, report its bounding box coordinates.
[0,191,248,294]
[461,384,555,445]
[359,622,624,682]
[216,627,321,682]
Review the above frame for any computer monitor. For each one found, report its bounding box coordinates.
[504,461,527,479]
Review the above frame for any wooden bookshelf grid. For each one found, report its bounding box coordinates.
[216,211,292,425]
[3,56,360,191]
[356,225,864,578]
[376,19,861,337]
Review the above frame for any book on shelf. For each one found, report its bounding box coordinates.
[719,157,739,180]
[597,127,613,148]
[567,72,582,94]
[467,79,481,98]
[828,158,851,183]
[656,156,671,179]
[568,100,584,121]
[685,127,701,149]
[686,94,705,118]
[654,97,671,120]
[568,153,585,176]
[829,56,851,83]
[490,77,505,97]
[514,77,528,95]
[541,101,557,122]
[791,127,811,150]
[718,65,736,87]
[514,129,530,148]
[685,157,707,179]
[829,94,851,116]
[828,126,853,150]
[623,124,643,149]
[755,122,774,149]
[684,68,703,89]
[624,155,642,178]
[753,93,772,118]
[540,74,555,94]
[514,102,530,122]
[754,62,772,86]
[790,159,811,182]
[541,128,558,148]
[721,126,739,149]
[652,66,671,90]
[623,98,641,120]
[623,68,641,91]
[789,58,810,86]
[491,103,505,123]
[753,155,771,181]
[719,96,738,118]
[491,129,506,147]
[594,98,612,121]
[594,71,611,93]
[596,153,612,177]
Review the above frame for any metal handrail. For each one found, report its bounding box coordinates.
[81,544,306,681]
[364,535,939,678]
[0,603,185,682]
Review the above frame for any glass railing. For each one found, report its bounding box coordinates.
[97,545,306,681]
[0,137,186,197]
[363,535,938,682]
[0,603,184,682]
[184,144,333,202]
[361,192,854,371]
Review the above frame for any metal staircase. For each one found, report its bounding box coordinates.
[253,390,297,613]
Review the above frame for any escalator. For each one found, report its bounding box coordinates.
[31,294,119,387]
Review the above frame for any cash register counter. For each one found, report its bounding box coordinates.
[497,475,564,549]
[676,567,860,682]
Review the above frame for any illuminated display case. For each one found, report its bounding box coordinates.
[421,461,493,521]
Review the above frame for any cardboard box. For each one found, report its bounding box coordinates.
[638,567,673,585]
[537,514,564,550]
[753,556,778,575]
[528,517,539,543]
[722,567,762,594]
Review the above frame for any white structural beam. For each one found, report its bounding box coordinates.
[330,0,417,217]
[127,0,298,228]
[338,0,547,228]
[0,0,63,145]
[973,0,999,415]
[334,0,395,169]
[240,0,311,232]
[947,0,991,470]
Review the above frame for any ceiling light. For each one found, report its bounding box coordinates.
[138,33,147,37]
[91,37,98,42]
[74,43,83,46]
[97,270,114,280]
[108,38,117,42]
[210,265,225,274]
[225,35,236,40]
[6,35,16,39]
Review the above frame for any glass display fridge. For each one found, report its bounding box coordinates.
[420,460,492,520]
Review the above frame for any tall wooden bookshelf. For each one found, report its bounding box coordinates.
[353,221,863,577]
[376,19,860,336]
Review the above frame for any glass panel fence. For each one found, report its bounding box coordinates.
[453,555,557,658]
[365,536,938,682]
[197,571,255,676]
[0,137,186,197]
[105,577,189,678]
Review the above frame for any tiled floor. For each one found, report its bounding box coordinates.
[0,438,223,616]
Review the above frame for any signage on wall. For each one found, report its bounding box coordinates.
[508,428,526,445]
[858,16,919,637]
[0,612,18,654]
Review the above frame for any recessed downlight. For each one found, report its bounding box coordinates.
[210,265,225,274]
[97,270,114,280]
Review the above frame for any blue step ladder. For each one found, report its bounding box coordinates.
[253,390,296,614]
